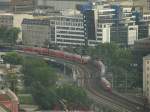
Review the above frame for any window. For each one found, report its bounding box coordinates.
[147,67,150,71]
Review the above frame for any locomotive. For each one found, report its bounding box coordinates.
[93,60,112,92]
[18,46,112,92]
[100,77,112,92]
[21,47,90,64]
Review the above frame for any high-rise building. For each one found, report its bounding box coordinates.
[81,0,114,46]
[110,5,138,46]
[138,13,150,39]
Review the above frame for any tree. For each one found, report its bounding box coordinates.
[3,52,23,65]
[56,84,90,110]
[6,27,20,44]
[86,43,139,91]
[31,82,58,110]
[22,57,57,87]
[5,73,18,93]
[0,27,20,44]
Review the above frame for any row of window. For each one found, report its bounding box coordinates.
[55,22,83,26]
[56,30,84,35]
[53,17,83,23]
[56,39,84,44]
[56,35,84,39]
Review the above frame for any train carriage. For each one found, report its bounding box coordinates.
[73,54,82,63]
[49,49,65,59]
[100,77,112,92]
[64,52,74,61]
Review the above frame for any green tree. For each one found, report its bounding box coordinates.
[5,73,18,93]
[56,84,90,110]
[22,57,57,87]
[87,43,139,90]
[31,82,58,110]
[0,27,20,44]
[3,52,23,65]
[6,27,20,44]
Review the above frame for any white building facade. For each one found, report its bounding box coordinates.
[49,14,85,47]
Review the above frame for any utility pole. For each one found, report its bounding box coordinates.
[125,73,127,92]
[64,62,66,76]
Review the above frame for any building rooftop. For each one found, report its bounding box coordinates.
[135,38,150,44]
[22,19,50,26]
[143,54,150,60]
[0,13,13,16]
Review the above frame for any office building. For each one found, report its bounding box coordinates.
[49,14,85,47]
[110,5,138,46]
[22,19,50,47]
[81,0,114,46]
[138,13,150,39]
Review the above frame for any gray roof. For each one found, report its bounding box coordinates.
[22,19,50,26]
[135,38,150,44]
[143,54,150,60]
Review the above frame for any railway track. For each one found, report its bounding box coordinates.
[13,49,148,111]
[78,64,145,112]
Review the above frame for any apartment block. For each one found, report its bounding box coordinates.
[22,19,50,47]
[49,14,85,47]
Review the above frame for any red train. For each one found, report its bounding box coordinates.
[100,77,112,92]
[21,47,90,64]
[18,46,112,92]
[93,60,112,92]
